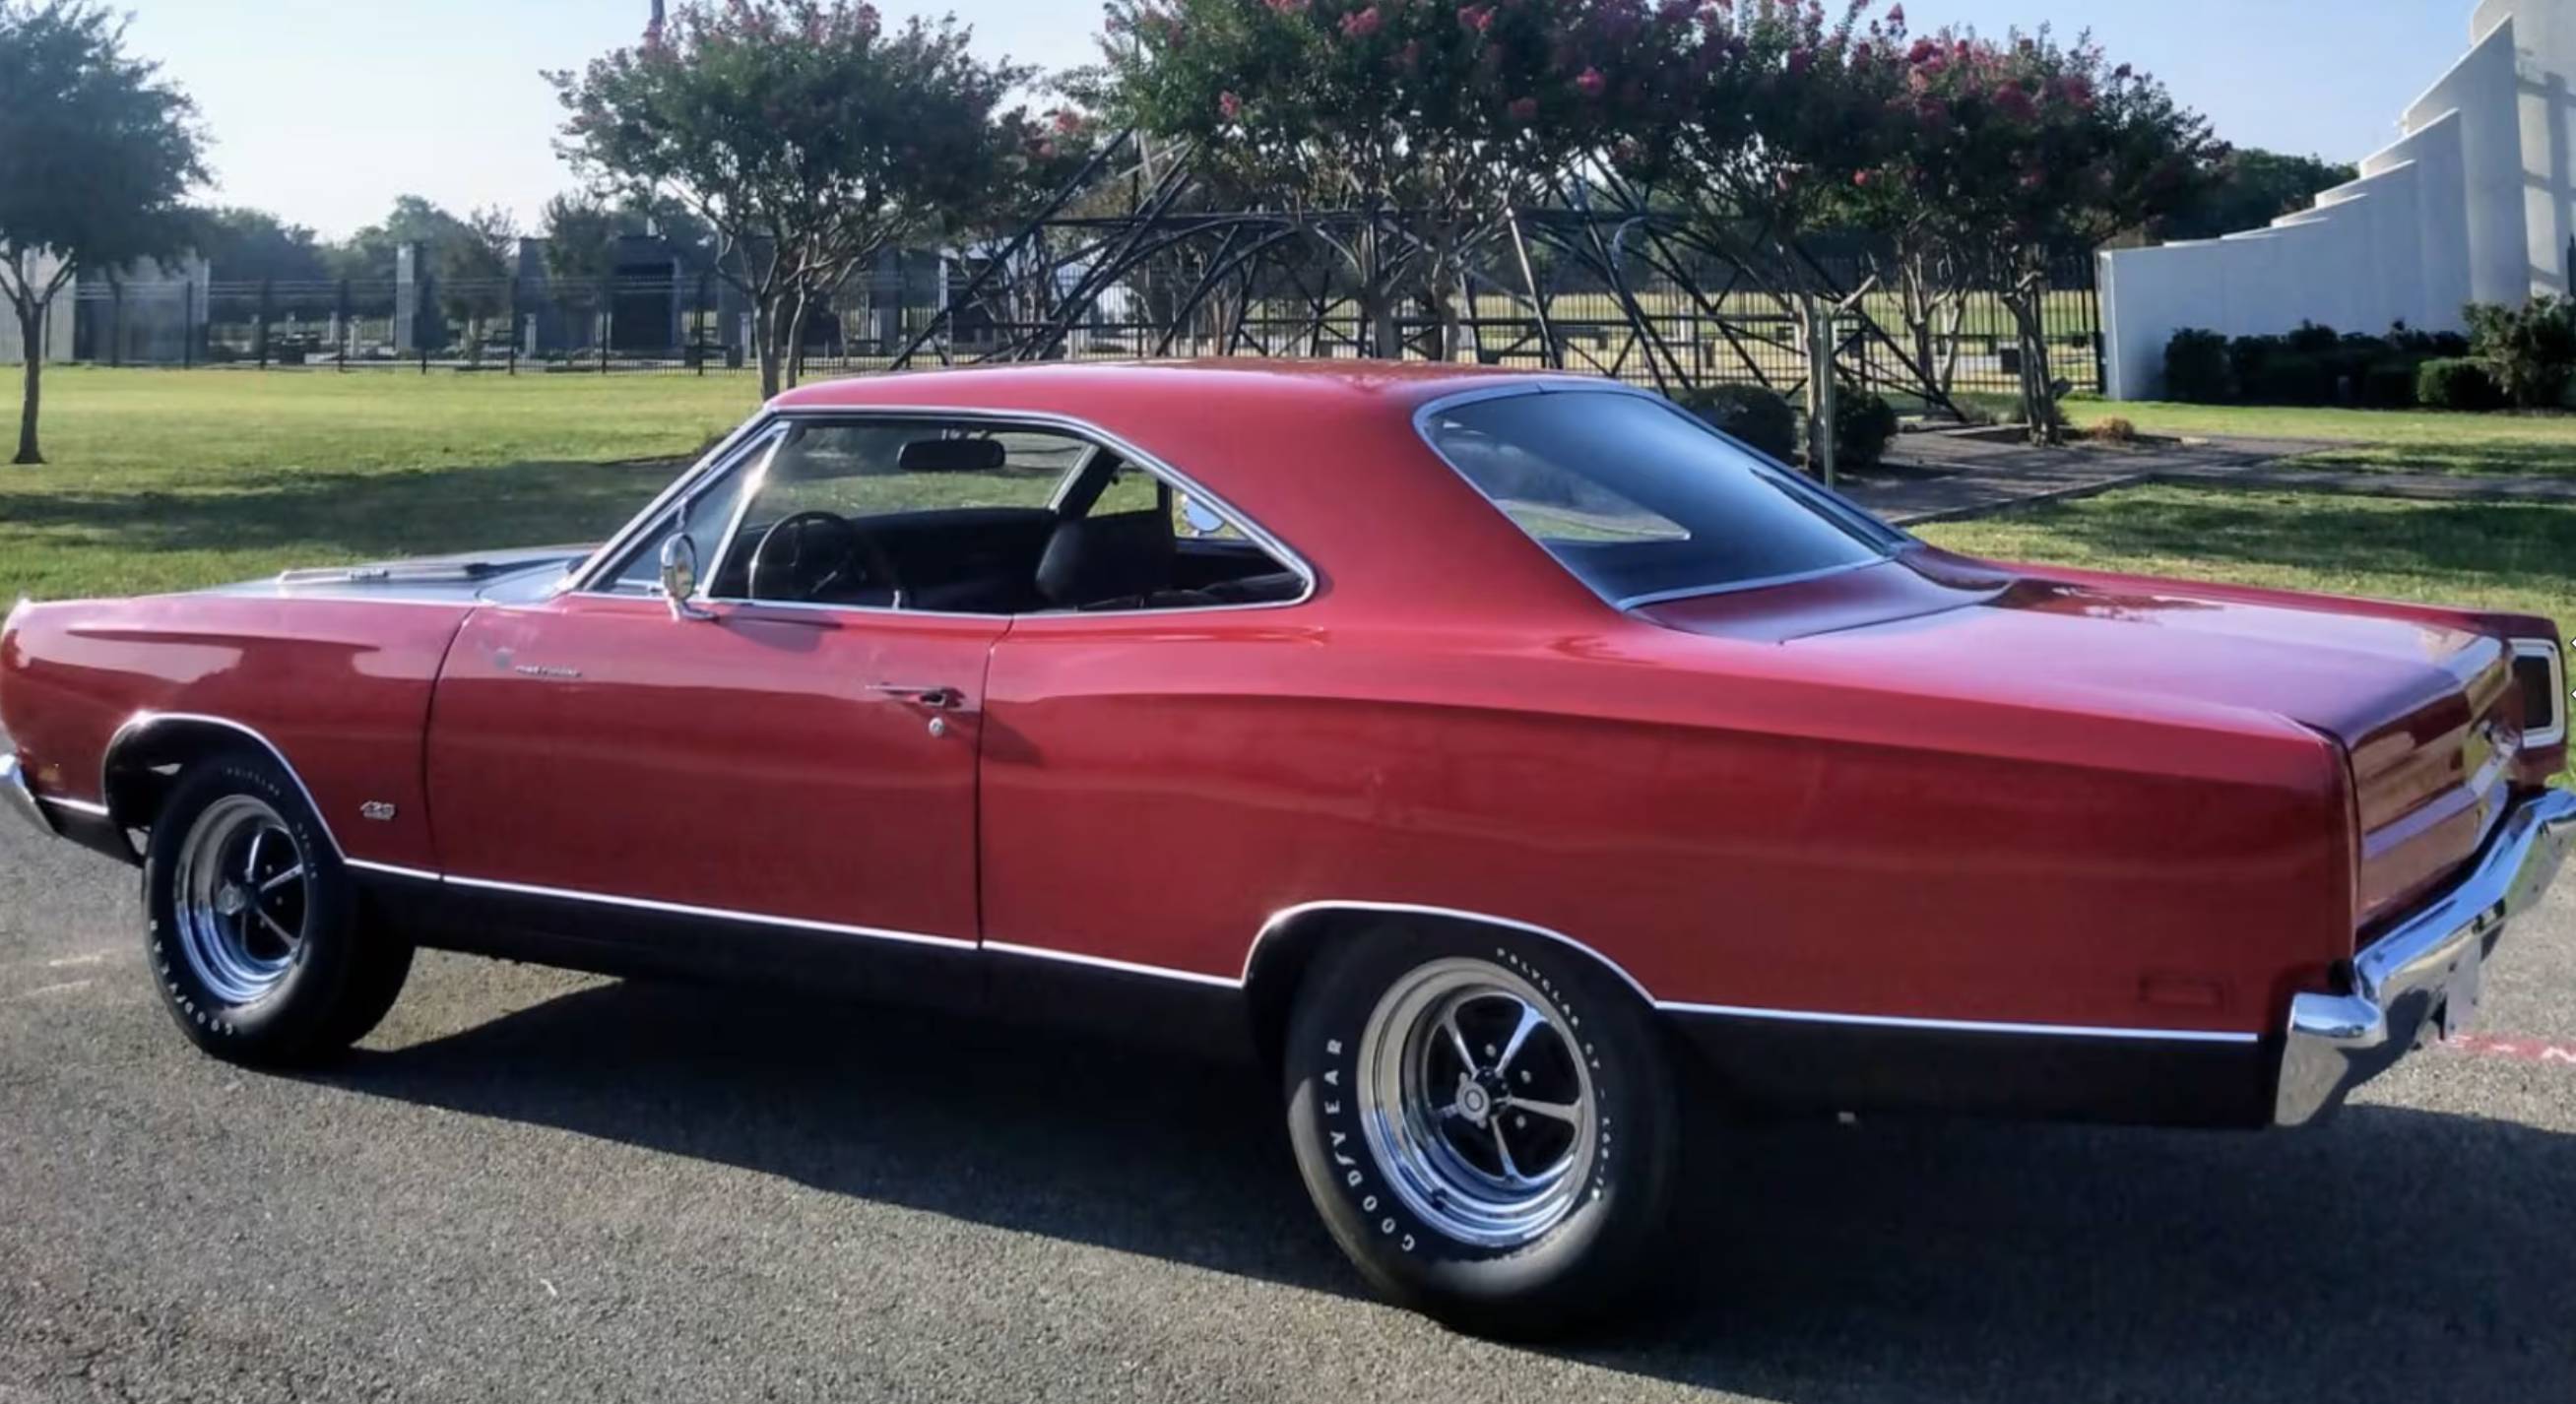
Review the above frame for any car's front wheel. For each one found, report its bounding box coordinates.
[1283,923,1681,1336]
[142,751,412,1065]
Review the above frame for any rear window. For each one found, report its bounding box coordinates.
[1421,390,1899,607]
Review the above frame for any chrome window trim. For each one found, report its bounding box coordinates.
[440,873,977,951]
[1614,557,1890,610]
[616,406,1318,620]
[2513,636,2567,748]
[1409,381,1905,613]
[567,412,782,596]
[36,795,110,818]
[582,423,793,601]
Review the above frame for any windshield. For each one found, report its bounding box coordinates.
[1420,390,1901,607]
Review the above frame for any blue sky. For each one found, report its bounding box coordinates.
[118,0,2475,239]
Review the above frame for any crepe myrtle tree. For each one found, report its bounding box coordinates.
[1608,0,1906,293]
[550,0,1041,396]
[1846,28,2222,439]
[0,0,204,465]
[1097,0,1642,362]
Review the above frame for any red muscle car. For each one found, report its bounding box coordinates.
[3,361,2570,1334]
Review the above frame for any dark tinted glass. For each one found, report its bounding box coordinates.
[1423,391,1896,606]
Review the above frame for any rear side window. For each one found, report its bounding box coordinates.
[1421,391,1897,607]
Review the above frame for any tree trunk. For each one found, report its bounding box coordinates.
[13,304,41,466]
[753,292,785,400]
[2007,287,2061,445]
[784,290,813,390]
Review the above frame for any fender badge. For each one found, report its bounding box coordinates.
[358,801,398,822]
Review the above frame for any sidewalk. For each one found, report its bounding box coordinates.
[1842,429,2576,525]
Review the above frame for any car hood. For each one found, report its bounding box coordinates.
[198,544,597,606]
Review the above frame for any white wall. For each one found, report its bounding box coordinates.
[0,254,77,365]
[2101,3,2555,399]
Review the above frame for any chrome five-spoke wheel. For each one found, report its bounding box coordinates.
[1356,957,1597,1250]
[170,794,311,1004]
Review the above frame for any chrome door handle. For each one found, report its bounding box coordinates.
[869,683,964,709]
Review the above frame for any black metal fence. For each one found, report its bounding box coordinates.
[61,247,2101,402]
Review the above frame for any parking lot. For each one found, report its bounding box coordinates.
[3,819,2573,1403]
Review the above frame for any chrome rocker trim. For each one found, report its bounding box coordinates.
[2277,785,2576,1125]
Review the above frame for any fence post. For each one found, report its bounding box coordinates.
[255,279,273,369]
[181,280,194,369]
[335,279,350,371]
[109,279,124,368]
[697,271,710,376]
[600,276,613,373]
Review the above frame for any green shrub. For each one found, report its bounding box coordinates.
[2163,328,2230,402]
[1678,383,1798,461]
[2358,360,2420,409]
[2241,351,2336,406]
[2416,356,2507,412]
[1833,389,1900,470]
[2465,295,2576,408]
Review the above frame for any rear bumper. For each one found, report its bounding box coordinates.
[0,747,133,863]
[1,749,56,839]
[2275,786,2576,1126]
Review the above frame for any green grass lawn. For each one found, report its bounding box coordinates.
[2056,399,2576,478]
[0,367,765,600]
[1913,482,2576,637]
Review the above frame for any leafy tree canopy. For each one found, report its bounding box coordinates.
[549,0,1045,394]
[0,0,205,463]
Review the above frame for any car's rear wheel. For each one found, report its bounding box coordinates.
[143,751,412,1065]
[1283,923,1681,1336]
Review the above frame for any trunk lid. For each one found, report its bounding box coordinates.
[1641,556,2525,929]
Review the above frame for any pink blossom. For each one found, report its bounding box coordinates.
[1396,37,1421,66]
[1905,36,1940,64]
[1266,0,1308,13]
[1052,109,1082,134]
[1218,91,1243,120]
[1992,82,2034,119]
[1852,169,1874,187]
[1886,3,1903,26]
[1508,95,1539,120]
[1458,4,1494,32]
[1576,66,1607,96]
[1340,6,1382,37]
[1785,46,1812,75]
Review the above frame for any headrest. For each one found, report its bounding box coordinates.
[1036,511,1175,607]
[897,437,1007,473]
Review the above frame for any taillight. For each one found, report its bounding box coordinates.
[2511,638,2566,748]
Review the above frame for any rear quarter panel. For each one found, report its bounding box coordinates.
[983,613,2352,1038]
[0,596,470,871]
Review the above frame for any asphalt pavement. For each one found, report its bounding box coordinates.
[3,818,2572,1403]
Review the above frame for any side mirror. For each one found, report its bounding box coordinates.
[1179,497,1226,538]
[659,534,711,620]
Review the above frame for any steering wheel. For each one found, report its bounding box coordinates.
[746,511,903,606]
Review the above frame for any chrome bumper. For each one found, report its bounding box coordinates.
[2277,786,2576,1125]
[0,748,57,839]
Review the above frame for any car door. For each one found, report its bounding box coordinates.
[420,415,1082,990]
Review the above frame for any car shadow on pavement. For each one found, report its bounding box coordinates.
[331,974,2576,1401]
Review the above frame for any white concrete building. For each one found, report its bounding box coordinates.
[2100,1,2576,399]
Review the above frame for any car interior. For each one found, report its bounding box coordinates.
[666,421,1307,614]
